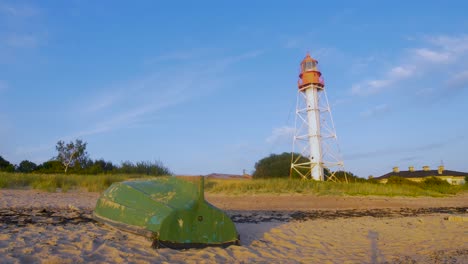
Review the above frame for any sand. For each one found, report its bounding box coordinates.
[0,190,467,263]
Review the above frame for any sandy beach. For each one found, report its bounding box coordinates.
[0,190,467,263]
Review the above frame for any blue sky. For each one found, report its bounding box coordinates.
[1,1,467,177]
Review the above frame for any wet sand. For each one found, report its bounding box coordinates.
[0,190,467,263]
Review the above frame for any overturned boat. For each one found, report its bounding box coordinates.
[93,176,240,249]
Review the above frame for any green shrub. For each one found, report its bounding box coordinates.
[0,156,15,172]
[253,152,297,179]
[422,177,451,187]
[386,176,420,186]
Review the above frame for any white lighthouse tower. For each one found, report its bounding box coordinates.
[290,53,346,182]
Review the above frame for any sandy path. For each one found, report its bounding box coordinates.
[206,193,468,211]
[0,189,467,263]
[1,189,467,211]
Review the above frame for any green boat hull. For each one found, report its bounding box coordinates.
[93,176,239,249]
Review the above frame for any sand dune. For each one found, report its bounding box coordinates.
[0,190,466,263]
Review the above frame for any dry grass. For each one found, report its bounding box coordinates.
[204,178,468,197]
[0,172,152,192]
[1,173,466,196]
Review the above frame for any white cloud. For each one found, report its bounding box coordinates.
[389,66,415,79]
[351,79,391,96]
[413,48,452,63]
[429,35,468,54]
[351,64,416,96]
[351,34,468,97]
[266,126,295,144]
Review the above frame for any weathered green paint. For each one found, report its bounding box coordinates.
[93,176,239,248]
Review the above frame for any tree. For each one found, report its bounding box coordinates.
[253,152,309,179]
[0,156,15,172]
[55,139,89,173]
[17,160,37,173]
[115,160,171,176]
[85,159,115,174]
[35,160,65,174]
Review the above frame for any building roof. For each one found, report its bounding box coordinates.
[376,169,468,180]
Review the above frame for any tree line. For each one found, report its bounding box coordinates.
[0,139,171,176]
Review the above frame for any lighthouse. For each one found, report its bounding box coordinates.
[291,53,346,182]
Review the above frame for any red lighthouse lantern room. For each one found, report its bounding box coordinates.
[298,53,324,90]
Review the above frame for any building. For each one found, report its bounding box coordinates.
[375,165,467,185]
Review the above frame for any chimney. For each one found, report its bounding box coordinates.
[438,165,444,175]
[409,166,415,172]
[393,167,400,173]
[423,166,430,171]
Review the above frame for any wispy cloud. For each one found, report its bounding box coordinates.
[213,49,265,69]
[266,126,295,144]
[74,95,185,138]
[81,92,123,114]
[351,65,415,96]
[151,51,199,62]
[428,35,468,54]
[346,134,466,160]
[74,85,187,137]
[446,70,468,91]
[349,56,376,74]
[5,34,38,48]
[0,2,41,17]
[412,48,452,63]
[0,2,44,65]
[350,34,468,97]
[360,104,390,118]
[398,156,422,162]
[15,144,52,158]
[73,50,264,138]
[282,33,337,59]
[415,87,436,96]
[144,47,227,64]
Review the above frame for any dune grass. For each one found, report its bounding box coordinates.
[0,172,151,192]
[204,178,468,197]
[0,172,466,197]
